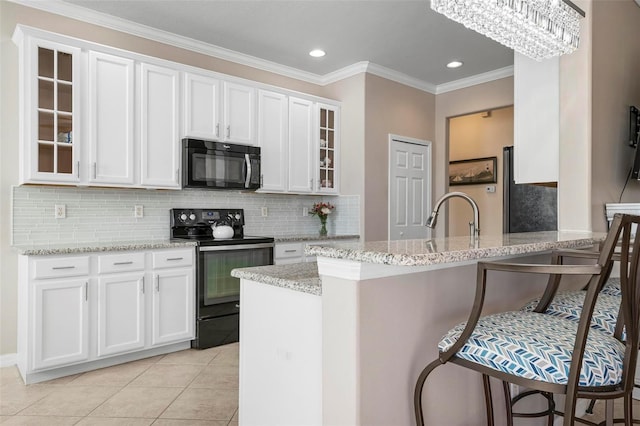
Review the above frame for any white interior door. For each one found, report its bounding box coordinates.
[389,136,431,240]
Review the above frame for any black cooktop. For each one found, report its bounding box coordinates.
[170,208,273,247]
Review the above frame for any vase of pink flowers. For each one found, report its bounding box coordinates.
[309,202,334,236]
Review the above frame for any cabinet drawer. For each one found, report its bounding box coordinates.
[275,243,303,259]
[97,252,145,274]
[32,256,90,280]
[152,249,194,269]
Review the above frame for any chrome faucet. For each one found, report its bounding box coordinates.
[426,191,480,238]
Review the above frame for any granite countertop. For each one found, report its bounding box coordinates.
[304,231,606,267]
[274,234,360,243]
[231,261,321,296]
[13,240,198,256]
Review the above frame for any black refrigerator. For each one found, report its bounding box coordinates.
[503,146,558,233]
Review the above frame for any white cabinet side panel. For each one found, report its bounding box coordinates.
[514,53,559,184]
[239,280,322,426]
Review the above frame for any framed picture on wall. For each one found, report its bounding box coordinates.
[449,156,497,186]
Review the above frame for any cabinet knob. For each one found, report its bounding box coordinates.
[226,125,231,138]
[216,123,220,138]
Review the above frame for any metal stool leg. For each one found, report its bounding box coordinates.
[482,374,495,426]
[414,359,444,426]
[501,380,513,426]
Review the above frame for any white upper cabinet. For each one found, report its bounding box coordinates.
[257,93,341,195]
[88,51,135,185]
[16,33,82,184]
[183,72,221,140]
[14,26,341,193]
[257,90,288,192]
[140,63,180,188]
[317,103,340,194]
[288,97,315,193]
[223,81,256,145]
[513,53,559,184]
[183,76,256,146]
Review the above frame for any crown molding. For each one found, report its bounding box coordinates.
[7,0,327,85]
[366,63,438,94]
[321,61,371,86]
[435,66,514,94]
[9,0,512,95]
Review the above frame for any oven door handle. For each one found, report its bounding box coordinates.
[244,153,251,188]
[199,243,274,252]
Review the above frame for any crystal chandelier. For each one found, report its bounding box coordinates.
[431,0,585,61]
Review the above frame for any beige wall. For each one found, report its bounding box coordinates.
[590,0,640,232]
[0,2,363,356]
[448,107,513,236]
[363,74,436,241]
[434,78,515,237]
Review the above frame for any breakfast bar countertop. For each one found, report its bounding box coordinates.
[273,234,360,243]
[304,231,606,267]
[231,261,321,296]
[12,239,198,256]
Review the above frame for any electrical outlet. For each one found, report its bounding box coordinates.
[54,204,66,219]
[302,207,309,217]
[485,185,496,193]
[134,205,144,218]
[261,207,268,217]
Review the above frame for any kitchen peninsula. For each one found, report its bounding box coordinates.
[232,231,605,426]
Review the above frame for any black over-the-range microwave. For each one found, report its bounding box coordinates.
[182,138,261,190]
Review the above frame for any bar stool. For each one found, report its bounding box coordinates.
[414,213,640,426]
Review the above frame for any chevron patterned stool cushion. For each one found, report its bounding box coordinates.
[601,277,622,297]
[438,311,626,387]
[521,291,623,338]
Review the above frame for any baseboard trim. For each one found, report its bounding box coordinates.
[0,353,17,367]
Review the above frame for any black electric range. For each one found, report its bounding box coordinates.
[170,208,274,348]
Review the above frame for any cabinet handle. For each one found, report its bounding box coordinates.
[113,261,133,265]
[175,169,179,182]
[235,304,240,308]
[310,178,313,190]
[84,282,88,301]
[216,123,220,138]
[166,257,183,261]
[142,277,145,294]
[155,275,159,292]
[284,249,298,253]
[226,125,230,138]
[76,161,80,178]
[52,266,75,270]
[93,162,97,179]
[260,174,263,186]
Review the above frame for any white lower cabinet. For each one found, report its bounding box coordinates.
[18,247,195,384]
[33,278,89,370]
[151,268,194,346]
[97,272,145,357]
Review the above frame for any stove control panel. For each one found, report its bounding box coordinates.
[170,208,245,228]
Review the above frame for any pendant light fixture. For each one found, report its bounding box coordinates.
[430,0,586,61]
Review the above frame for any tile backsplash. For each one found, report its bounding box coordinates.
[12,186,360,245]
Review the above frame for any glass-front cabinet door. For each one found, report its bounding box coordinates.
[317,103,339,194]
[25,38,81,183]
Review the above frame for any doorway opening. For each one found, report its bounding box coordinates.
[447,106,513,236]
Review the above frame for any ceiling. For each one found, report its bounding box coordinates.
[53,0,514,90]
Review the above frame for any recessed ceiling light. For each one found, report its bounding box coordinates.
[446,60,463,69]
[309,49,326,58]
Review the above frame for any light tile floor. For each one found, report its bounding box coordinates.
[0,343,239,425]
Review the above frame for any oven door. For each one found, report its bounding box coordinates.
[183,143,261,190]
[198,243,274,311]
